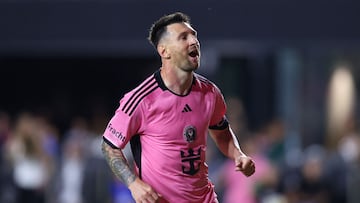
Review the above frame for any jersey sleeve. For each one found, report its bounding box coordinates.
[102,97,142,149]
[209,85,229,130]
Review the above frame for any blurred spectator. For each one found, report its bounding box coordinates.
[324,148,348,203]
[34,113,60,203]
[36,114,60,162]
[322,118,358,203]
[337,118,360,165]
[261,119,286,166]
[337,118,360,203]
[55,116,89,203]
[6,112,55,203]
[298,144,329,203]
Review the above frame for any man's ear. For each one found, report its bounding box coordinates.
[157,44,170,59]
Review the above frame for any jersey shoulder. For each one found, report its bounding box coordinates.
[119,72,159,116]
[194,73,220,92]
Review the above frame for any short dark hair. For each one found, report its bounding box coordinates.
[148,12,191,48]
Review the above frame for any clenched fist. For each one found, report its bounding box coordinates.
[235,155,255,177]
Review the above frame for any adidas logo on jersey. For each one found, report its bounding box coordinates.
[182,104,192,112]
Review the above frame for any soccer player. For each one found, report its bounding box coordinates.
[101,12,255,203]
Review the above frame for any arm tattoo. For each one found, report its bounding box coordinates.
[101,141,136,186]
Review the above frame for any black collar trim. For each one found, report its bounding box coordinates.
[153,69,195,97]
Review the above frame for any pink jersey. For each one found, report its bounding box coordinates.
[103,69,228,203]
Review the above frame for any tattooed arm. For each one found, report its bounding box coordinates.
[101,140,136,185]
[101,140,160,202]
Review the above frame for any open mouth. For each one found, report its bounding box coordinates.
[189,49,199,58]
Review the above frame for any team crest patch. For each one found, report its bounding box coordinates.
[183,125,196,142]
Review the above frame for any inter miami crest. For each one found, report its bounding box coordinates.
[183,125,196,142]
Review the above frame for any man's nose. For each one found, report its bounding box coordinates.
[189,35,199,46]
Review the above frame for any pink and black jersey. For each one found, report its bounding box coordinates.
[103,69,228,203]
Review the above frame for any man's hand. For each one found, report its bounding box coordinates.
[235,155,255,177]
[128,177,161,203]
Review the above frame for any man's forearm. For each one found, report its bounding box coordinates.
[101,141,136,186]
[210,127,246,160]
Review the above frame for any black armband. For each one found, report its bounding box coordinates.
[209,116,229,130]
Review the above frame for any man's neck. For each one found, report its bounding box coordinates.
[160,66,193,95]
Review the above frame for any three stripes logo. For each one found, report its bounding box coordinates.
[182,104,192,113]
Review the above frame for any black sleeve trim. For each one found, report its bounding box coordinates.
[209,116,229,130]
[103,137,120,149]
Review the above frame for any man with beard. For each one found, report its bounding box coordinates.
[101,12,255,203]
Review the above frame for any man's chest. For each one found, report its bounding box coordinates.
[142,92,214,143]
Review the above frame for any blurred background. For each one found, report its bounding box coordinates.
[1,1,360,203]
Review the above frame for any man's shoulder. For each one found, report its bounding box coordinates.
[194,73,217,89]
[119,71,159,116]
[133,71,158,91]
[123,71,159,98]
